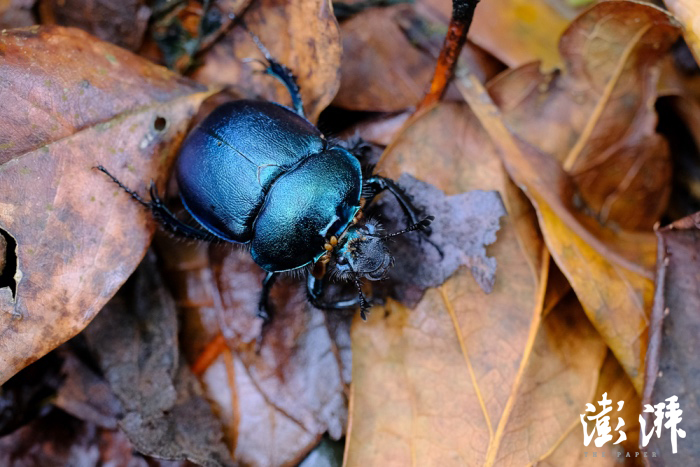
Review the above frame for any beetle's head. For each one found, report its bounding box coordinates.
[331,219,393,281]
[314,214,434,320]
[322,215,434,282]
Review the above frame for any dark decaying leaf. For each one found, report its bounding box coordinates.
[83,252,233,466]
[0,26,213,384]
[38,0,152,51]
[193,0,341,122]
[0,349,63,437]
[146,0,251,73]
[642,212,700,463]
[0,404,190,466]
[371,174,506,305]
[54,350,122,430]
[160,241,351,466]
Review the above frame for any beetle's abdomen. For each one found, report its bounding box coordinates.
[251,147,362,272]
[176,100,324,241]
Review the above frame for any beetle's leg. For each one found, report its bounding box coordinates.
[306,275,370,320]
[257,271,278,323]
[95,166,217,242]
[364,176,426,231]
[244,27,305,117]
[364,175,444,257]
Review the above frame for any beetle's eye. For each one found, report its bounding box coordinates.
[336,256,348,265]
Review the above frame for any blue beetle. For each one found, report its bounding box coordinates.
[98,41,432,322]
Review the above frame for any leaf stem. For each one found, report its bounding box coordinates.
[417,0,480,111]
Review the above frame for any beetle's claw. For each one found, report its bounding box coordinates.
[360,307,369,321]
[418,216,434,230]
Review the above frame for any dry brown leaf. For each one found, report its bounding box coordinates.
[347,281,611,466]
[54,351,122,430]
[0,26,214,384]
[0,233,6,282]
[158,241,351,467]
[193,0,341,122]
[642,212,700,463]
[535,351,641,465]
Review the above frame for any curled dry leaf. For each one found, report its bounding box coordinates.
[0,26,214,384]
[333,3,503,112]
[488,0,680,230]
[345,101,617,465]
[38,0,152,51]
[642,212,700,464]
[458,71,654,393]
[84,253,234,466]
[158,241,351,467]
[193,0,341,123]
[456,0,681,392]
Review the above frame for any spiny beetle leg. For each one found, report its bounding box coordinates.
[244,25,305,117]
[365,175,444,257]
[95,165,216,242]
[365,175,429,234]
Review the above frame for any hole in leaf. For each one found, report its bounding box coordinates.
[153,116,167,132]
[0,227,18,299]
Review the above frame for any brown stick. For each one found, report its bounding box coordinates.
[417,0,480,111]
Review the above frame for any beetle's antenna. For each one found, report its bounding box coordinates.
[354,278,370,321]
[380,216,434,239]
[346,261,370,320]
